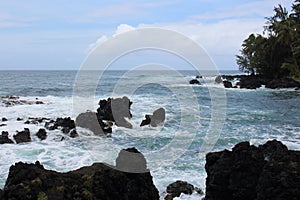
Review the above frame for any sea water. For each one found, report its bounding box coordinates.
[0,70,300,199]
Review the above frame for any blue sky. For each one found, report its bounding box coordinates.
[0,0,293,70]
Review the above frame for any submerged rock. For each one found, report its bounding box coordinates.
[140,108,165,127]
[13,128,31,144]
[205,140,300,200]
[0,131,14,144]
[36,128,47,140]
[189,79,200,85]
[2,149,159,200]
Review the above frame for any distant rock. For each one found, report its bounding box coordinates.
[25,117,51,125]
[189,79,200,85]
[0,124,7,127]
[0,96,45,107]
[2,117,8,122]
[16,117,23,121]
[0,131,14,144]
[223,80,233,88]
[2,149,159,200]
[140,108,165,127]
[45,117,76,135]
[36,128,47,140]
[196,75,203,79]
[215,76,223,84]
[13,128,31,144]
[205,140,300,200]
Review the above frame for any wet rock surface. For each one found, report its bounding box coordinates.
[205,140,300,200]
[36,128,47,140]
[2,148,159,200]
[140,108,165,127]
[13,128,31,144]
[0,131,14,144]
[164,180,203,200]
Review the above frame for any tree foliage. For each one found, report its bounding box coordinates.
[236,0,300,79]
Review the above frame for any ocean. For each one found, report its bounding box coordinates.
[0,70,300,199]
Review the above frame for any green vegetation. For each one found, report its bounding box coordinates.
[236,0,300,79]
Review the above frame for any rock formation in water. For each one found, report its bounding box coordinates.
[204,140,300,200]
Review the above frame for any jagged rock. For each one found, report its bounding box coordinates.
[189,79,200,85]
[13,128,31,144]
[165,180,195,199]
[97,96,132,128]
[76,112,112,136]
[2,149,159,200]
[215,76,223,84]
[36,129,47,140]
[0,131,14,144]
[223,80,233,88]
[140,108,165,127]
[115,147,148,173]
[205,140,300,200]
[45,117,76,135]
[2,117,8,122]
[69,129,78,138]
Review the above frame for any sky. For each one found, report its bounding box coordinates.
[0,0,294,70]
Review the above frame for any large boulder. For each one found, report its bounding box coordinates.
[97,96,132,128]
[13,128,31,144]
[140,108,166,127]
[0,131,14,144]
[36,128,47,140]
[205,140,300,200]
[2,149,159,200]
[223,81,233,88]
[164,180,196,199]
[76,111,112,136]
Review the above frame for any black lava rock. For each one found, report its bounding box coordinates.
[205,140,300,200]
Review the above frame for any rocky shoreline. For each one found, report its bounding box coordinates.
[0,140,298,199]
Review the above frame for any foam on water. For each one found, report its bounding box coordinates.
[1,71,300,199]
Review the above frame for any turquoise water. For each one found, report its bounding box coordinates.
[0,70,299,199]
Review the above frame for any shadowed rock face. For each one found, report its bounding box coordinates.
[13,128,31,144]
[0,131,14,144]
[2,148,159,200]
[205,140,300,200]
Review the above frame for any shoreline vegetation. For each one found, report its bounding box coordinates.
[236,0,300,81]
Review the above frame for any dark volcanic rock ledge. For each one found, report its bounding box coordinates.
[2,148,159,200]
[204,140,300,200]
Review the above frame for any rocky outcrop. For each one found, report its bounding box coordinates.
[205,140,300,200]
[76,112,112,136]
[189,79,200,85]
[140,108,165,127]
[45,117,77,137]
[13,128,31,144]
[0,96,44,107]
[223,81,232,88]
[2,148,159,200]
[265,78,300,89]
[76,97,133,135]
[164,180,203,200]
[0,131,14,144]
[97,96,133,128]
[36,128,47,140]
